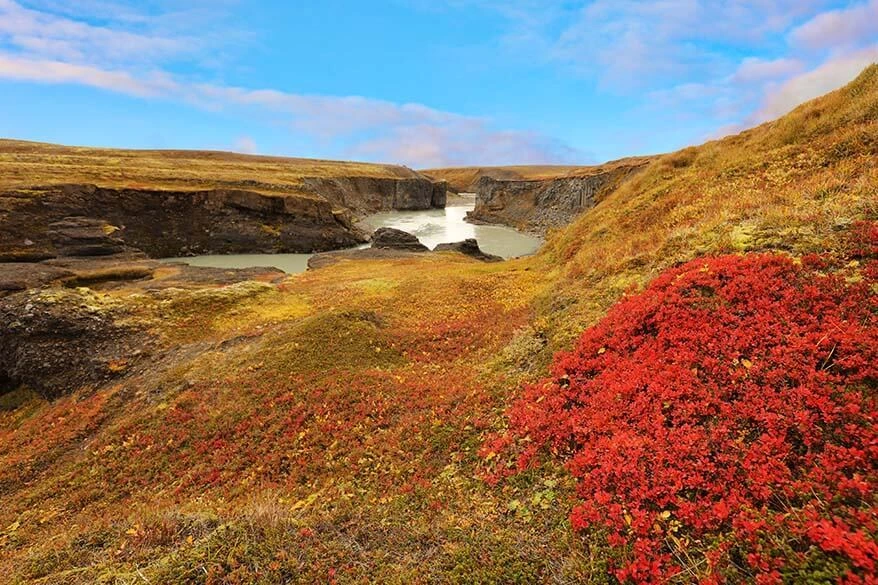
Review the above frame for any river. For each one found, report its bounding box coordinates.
[162,196,541,274]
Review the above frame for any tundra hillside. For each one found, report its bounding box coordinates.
[0,66,876,583]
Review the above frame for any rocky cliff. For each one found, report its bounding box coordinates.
[0,140,447,260]
[0,184,373,260]
[467,160,651,234]
[302,177,447,212]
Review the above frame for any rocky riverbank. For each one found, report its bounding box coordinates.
[307,227,502,269]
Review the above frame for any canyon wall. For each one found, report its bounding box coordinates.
[301,177,447,212]
[467,162,650,234]
[0,177,447,261]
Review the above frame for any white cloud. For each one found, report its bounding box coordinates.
[754,46,878,121]
[0,0,579,166]
[0,53,177,96]
[425,1,876,129]
[348,120,581,168]
[0,49,579,167]
[495,0,875,133]
[731,58,805,85]
[182,82,581,166]
[445,0,833,89]
[790,0,878,51]
[0,0,195,65]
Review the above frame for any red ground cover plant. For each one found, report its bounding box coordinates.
[486,226,878,583]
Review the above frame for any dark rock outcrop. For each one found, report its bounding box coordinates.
[0,253,287,298]
[434,239,502,262]
[431,181,448,208]
[0,258,287,398]
[422,167,534,194]
[0,289,150,399]
[0,185,369,260]
[48,217,131,257]
[467,162,650,234]
[300,176,447,214]
[371,228,429,252]
[0,139,449,260]
[0,246,157,293]
[0,175,448,261]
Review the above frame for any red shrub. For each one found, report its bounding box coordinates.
[489,245,877,582]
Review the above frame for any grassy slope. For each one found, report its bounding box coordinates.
[536,64,878,347]
[0,139,423,196]
[0,67,876,583]
[422,157,654,192]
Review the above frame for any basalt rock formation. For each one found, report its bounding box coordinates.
[0,185,368,260]
[0,248,287,399]
[301,177,448,213]
[48,216,134,257]
[422,166,567,193]
[466,160,651,234]
[371,227,430,252]
[0,262,75,293]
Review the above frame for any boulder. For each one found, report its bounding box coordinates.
[434,239,503,262]
[371,228,429,252]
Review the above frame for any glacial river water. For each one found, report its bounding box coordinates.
[163,197,541,274]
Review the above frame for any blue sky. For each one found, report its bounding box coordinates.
[0,1,876,167]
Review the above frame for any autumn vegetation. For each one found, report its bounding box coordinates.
[487,233,877,582]
[0,66,876,583]
[0,139,421,195]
